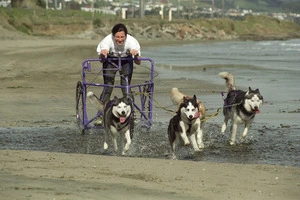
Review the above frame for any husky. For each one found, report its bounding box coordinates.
[168,93,205,159]
[87,92,134,155]
[219,72,263,145]
[171,88,206,121]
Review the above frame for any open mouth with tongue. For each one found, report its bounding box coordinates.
[252,108,260,114]
[194,112,200,119]
[119,116,126,123]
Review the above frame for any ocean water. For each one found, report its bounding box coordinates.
[144,39,300,70]
[144,39,300,126]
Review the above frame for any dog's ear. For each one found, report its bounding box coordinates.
[245,90,252,98]
[183,96,188,103]
[249,87,261,94]
[192,95,197,103]
[125,96,133,105]
[256,90,263,101]
[112,96,118,105]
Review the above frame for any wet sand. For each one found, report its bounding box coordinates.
[0,37,300,200]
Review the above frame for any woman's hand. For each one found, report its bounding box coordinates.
[130,49,139,56]
[134,54,141,65]
[99,49,109,63]
[100,49,109,58]
[130,49,141,65]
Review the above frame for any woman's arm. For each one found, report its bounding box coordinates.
[96,34,112,57]
[127,35,141,65]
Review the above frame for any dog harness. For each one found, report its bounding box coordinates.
[221,91,242,110]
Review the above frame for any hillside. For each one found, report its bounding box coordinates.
[1,7,300,41]
[171,0,300,13]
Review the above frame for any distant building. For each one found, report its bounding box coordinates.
[0,0,11,7]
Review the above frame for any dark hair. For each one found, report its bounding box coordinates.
[111,23,128,36]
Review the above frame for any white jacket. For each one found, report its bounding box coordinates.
[96,33,141,56]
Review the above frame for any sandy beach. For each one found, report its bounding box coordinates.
[1,150,299,200]
[1,34,300,200]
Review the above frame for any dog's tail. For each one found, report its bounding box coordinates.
[87,91,104,112]
[219,72,236,92]
[170,88,185,105]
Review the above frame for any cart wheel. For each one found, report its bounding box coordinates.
[76,81,85,133]
[142,82,153,125]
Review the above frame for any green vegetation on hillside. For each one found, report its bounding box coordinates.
[1,7,299,40]
[170,0,300,13]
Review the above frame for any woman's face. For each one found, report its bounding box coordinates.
[114,31,126,46]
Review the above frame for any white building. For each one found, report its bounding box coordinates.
[0,0,11,7]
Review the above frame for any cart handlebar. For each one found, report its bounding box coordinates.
[81,57,155,78]
[108,50,132,58]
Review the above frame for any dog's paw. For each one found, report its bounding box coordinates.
[229,141,236,145]
[87,91,93,98]
[221,124,227,133]
[121,150,128,156]
[171,154,177,160]
[198,142,204,149]
[103,142,108,150]
[122,148,128,156]
[87,91,104,111]
[184,142,190,146]
[240,137,245,143]
[182,137,190,146]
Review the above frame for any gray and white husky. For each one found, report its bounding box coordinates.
[168,95,204,159]
[219,72,263,145]
[87,92,134,155]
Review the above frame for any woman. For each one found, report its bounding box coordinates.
[96,23,141,103]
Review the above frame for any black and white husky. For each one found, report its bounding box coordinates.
[168,95,204,159]
[87,92,134,155]
[219,72,263,145]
